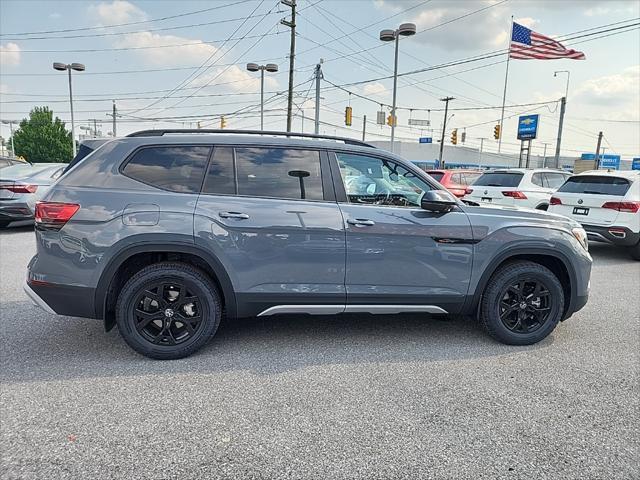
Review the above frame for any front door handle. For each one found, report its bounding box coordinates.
[347,218,375,227]
[219,211,249,220]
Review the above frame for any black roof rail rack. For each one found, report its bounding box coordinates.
[125,129,376,148]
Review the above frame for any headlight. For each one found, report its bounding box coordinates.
[572,227,589,251]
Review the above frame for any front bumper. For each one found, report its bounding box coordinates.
[583,224,640,247]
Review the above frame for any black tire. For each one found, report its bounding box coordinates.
[116,262,221,360]
[629,242,640,261]
[479,261,564,345]
[536,204,548,211]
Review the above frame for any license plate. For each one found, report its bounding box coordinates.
[481,197,492,203]
[573,207,589,215]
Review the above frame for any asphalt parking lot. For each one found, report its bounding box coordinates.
[1,226,638,480]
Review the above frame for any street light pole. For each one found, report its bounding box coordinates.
[53,62,85,157]
[1,120,17,157]
[380,23,416,153]
[247,63,278,131]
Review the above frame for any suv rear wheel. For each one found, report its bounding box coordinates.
[116,262,221,359]
[479,261,564,345]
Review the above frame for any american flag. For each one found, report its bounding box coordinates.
[510,22,586,60]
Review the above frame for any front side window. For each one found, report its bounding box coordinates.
[336,153,433,208]
[123,146,210,193]
[234,148,324,200]
[202,147,235,195]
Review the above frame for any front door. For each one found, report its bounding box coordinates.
[194,146,345,317]
[331,152,474,314]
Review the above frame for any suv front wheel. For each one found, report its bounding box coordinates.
[116,262,222,359]
[479,261,564,345]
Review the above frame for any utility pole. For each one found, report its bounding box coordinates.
[107,100,117,137]
[438,97,454,168]
[281,0,296,132]
[594,131,603,169]
[477,137,487,169]
[313,61,322,135]
[553,96,566,168]
[541,142,551,168]
[362,115,367,141]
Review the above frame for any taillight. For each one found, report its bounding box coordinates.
[550,197,562,205]
[601,201,640,213]
[35,201,80,230]
[502,190,527,199]
[465,187,473,195]
[0,183,38,194]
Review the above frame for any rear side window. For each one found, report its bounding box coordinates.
[545,173,568,189]
[463,172,481,185]
[123,146,210,193]
[234,147,323,200]
[202,147,235,195]
[531,173,545,187]
[473,172,524,187]
[557,175,631,196]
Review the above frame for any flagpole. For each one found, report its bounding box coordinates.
[498,15,514,154]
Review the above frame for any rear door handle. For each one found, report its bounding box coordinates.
[347,218,375,227]
[219,211,249,219]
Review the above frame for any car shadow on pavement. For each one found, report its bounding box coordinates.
[587,242,636,265]
[1,300,554,384]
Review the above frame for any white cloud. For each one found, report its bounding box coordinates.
[192,65,279,93]
[114,31,219,65]
[89,0,147,24]
[363,82,389,98]
[0,42,20,67]
[574,65,639,110]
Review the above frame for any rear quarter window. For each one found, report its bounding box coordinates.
[122,146,210,193]
[557,176,631,196]
[472,172,524,187]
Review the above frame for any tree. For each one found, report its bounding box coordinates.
[11,107,73,163]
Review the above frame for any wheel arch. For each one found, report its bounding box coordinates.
[466,247,576,320]
[96,242,237,331]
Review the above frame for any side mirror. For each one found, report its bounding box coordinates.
[420,190,457,213]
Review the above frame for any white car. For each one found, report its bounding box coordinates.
[464,168,570,210]
[548,170,640,260]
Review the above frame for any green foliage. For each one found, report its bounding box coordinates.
[12,107,73,163]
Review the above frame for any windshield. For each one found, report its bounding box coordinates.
[472,172,524,187]
[427,171,444,182]
[557,175,631,196]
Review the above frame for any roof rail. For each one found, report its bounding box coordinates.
[126,129,376,148]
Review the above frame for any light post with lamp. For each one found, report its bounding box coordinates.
[53,62,85,157]
[379,23,416,152]
[246,63,278,131]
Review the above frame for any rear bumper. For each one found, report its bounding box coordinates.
[0,202,34,221]
[583,224,640,247]
[24,279,98,319]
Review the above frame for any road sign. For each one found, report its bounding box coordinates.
[419,137,432,144]
[633,158,640,170]
[409,119,431,126]
[517,114,539,140]
[582,153,621,169]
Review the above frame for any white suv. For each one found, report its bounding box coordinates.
[548,170,640,260]
[464,168,570,210]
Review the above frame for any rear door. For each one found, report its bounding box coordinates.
[194,146,345,315]
[552,175,633,226]
[466,171,524,206]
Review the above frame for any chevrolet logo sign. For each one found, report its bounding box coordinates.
[520,118,535,125]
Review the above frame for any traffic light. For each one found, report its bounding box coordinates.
[451,128,458,145]
[220,116,226,129]
[386,114,397,126]
[494,124,500,140]
[345,106,353,126]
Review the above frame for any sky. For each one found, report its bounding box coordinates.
[0,0,639,160]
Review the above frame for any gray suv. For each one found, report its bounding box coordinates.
[24,130,592,359]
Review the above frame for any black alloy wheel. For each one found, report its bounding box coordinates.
[133,282,203,346]
[116,262,221,359]
[479,261,564,345]
[498,279,551,334]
